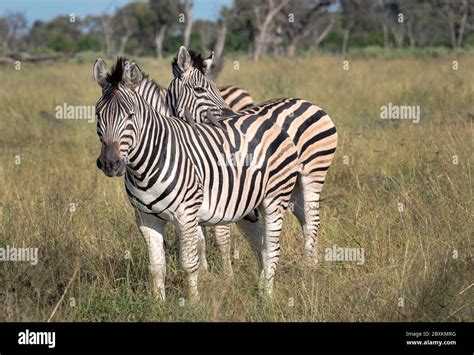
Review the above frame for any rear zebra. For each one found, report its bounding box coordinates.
[219,84,254,111]
[136,63,254,117]
[92,57,299,300]
[167,46,338,274]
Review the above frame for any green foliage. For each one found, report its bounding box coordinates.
[48,34,76,52]
[77,35,102,52]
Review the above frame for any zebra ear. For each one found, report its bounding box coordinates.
[123,62,143,89]
[93,58,109,87]
[177,46,192,73]
[202,51,214,75]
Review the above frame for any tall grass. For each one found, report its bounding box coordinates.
[0,53,472,321]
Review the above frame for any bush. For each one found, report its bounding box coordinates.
[48,34,76,52]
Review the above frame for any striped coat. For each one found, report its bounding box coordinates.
[93,57,299,300]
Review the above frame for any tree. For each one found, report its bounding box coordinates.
[0,12,27,51]
[340,0,368,57]
[182,0,194,48]
[252,0,289,61]
[436,0,473,49]
[27,15,82,52]
[113,2,154,56]
[276,0,335,57]
[149,0,181,59]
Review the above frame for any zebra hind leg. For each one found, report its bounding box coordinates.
[175,215,201,301]
[235,219,264,282]
[197,226,209,271]
[259,203,286,298]
[214,225,233,278]
[297,175,323,267]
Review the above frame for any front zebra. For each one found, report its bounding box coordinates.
[167,46,338,275]
[93,57,299,300]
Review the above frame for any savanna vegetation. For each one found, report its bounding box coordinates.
[1,51,472,321]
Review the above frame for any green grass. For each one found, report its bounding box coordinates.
[0,53,472,321]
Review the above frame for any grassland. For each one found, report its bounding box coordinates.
[0,52,472,321]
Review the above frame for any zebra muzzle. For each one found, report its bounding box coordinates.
[97,143,125,177]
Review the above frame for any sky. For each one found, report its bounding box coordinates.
[0,0,233,25]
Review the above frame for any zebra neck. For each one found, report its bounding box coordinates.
[126,106,170,178]
[137,75,170,116]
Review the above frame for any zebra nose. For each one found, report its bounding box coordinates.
[98,143,124,177]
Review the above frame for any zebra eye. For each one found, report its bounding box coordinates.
[194,86,206,94]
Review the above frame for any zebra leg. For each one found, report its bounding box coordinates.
[236,219,264,278]
[135,211,167,301]
[197,226,209,271]
[259,204,285,298]
[175,215,201,301]
[298,175,322,267]
[214,225,233,278]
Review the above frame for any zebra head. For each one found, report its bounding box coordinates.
[167,46,232,124]
[93,57,143,177]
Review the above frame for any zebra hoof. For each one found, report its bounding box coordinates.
[304,255,319,269]
[201,257,209,271]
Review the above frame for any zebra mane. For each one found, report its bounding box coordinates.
[172,50,206,74]
[141,73,162,90]
[106,57,128,86]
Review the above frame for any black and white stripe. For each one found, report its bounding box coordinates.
[166,47,338,273]
[93,57,299,300]
[219,85,254,111]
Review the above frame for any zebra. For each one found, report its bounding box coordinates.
[92,57,299,300]
[132,62,257,275]
[219,84,254,111]
[135,61,254,117]
[166,46,338,275]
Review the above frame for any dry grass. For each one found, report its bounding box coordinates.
[0,52,472,321]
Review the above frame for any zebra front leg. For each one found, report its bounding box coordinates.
[135,211,167,300]
[175,215,201,301]
[214,225,233,278]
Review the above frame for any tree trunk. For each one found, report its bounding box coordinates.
[117,34,130,57]
[342,28,350,58]
[101,18,115,58]
[208,21,227,80]
[314,16,335,49]
[214,20,226,60]
[154,26,166,59]
[183,0,193,48]
[448,18,457,49]
[406,21,416,48]
[253,32,266,61]
[287,39,297,57]
[252,0,289,62]
[394,31,404,47]
[382,24,389,49]
[456,2,468,48]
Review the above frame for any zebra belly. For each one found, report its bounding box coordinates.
[196,166,267,225]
